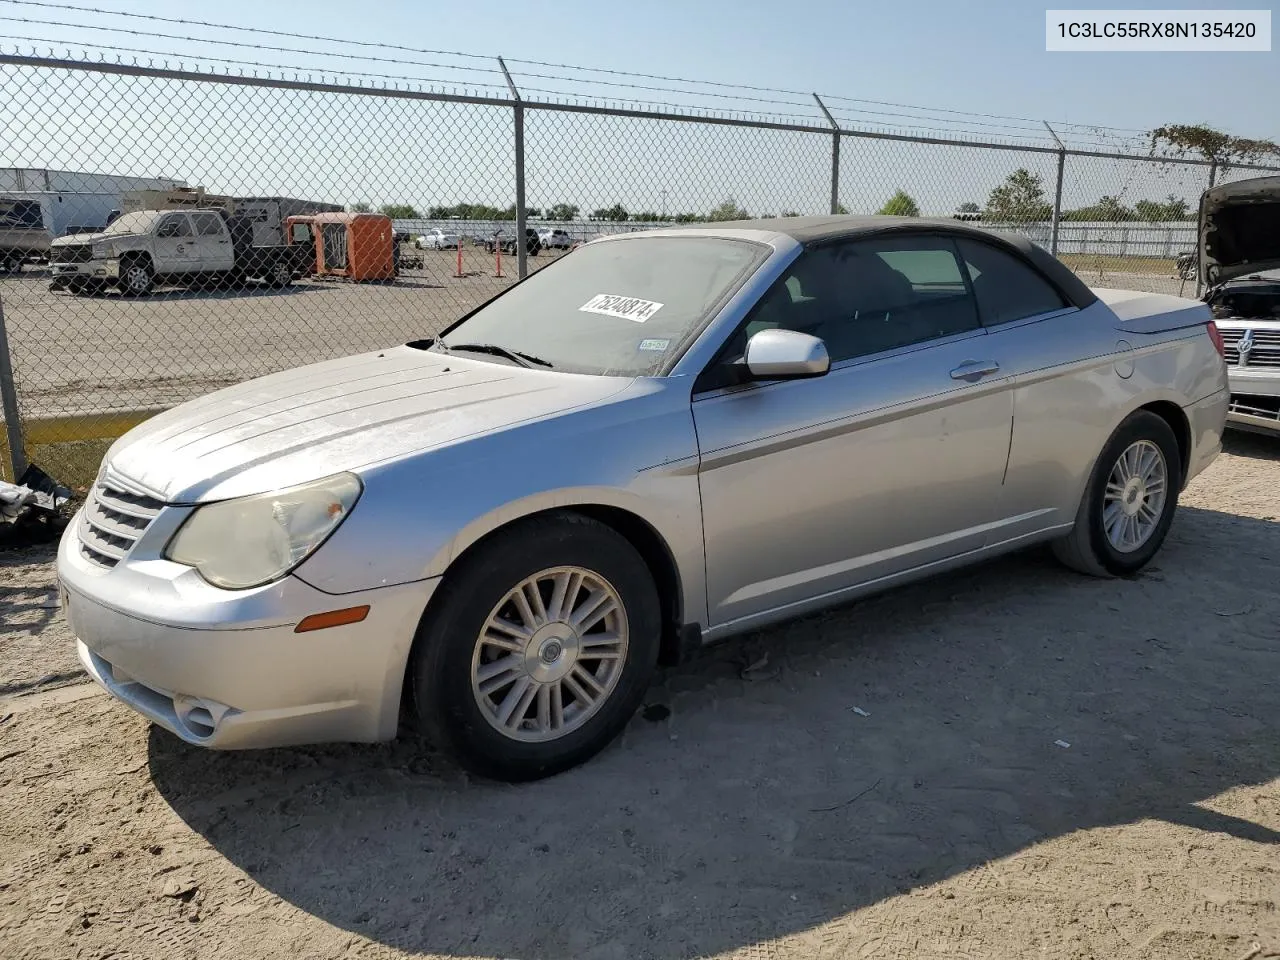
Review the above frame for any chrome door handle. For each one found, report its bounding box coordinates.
[950,359,1000,382]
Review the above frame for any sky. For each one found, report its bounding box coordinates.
[1,0,1277,218]
[27,0,1266,139]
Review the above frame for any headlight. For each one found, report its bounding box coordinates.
[165,473,362,589]
[92,242,116,259]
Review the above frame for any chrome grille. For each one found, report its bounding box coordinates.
[78,481,164,568]
[52,243,93,264]
[1219,327,1280,369]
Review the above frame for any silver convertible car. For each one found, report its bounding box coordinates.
[58,216,1229,780]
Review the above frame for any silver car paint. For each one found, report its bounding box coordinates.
[58,227,1228,749]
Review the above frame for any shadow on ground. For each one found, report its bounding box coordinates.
[148,503,1280,959]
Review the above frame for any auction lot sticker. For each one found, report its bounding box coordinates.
[1046,9,1270,51]
[580,294,665,323]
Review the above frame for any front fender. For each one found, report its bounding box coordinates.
[292,387,708,625]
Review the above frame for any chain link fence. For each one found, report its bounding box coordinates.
[1,55,1276,486]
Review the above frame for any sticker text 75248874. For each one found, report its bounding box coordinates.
[579,294,665,323]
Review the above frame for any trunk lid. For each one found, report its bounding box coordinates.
[1200,175,1280,286]
[1092,287,1212,333]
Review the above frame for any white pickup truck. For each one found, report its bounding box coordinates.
[49,198,328,295]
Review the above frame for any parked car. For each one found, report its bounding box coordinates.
[1198,176,1280,435]
[58,216,1227,781]
[0,196,51,272]
[1176,250,1197,280]
[538,228,574,249]
[485,227,541,256]
[415,228,460,250]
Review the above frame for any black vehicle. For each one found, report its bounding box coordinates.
[1175,250,1197,280]
[485,227,541,256]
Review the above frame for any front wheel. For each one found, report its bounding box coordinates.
[118,259,153,296]
[411,513,661,781]
[1052,410,1182,577]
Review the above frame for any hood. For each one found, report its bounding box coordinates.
[51,231,109,246]
[106,346,632,502]
[1200,175,1280,285]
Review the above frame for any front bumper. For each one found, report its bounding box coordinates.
[51,258,119,280]
[1226,368,1280,436]
[58,514,438,749]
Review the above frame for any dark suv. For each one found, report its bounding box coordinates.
[485,228,541,256]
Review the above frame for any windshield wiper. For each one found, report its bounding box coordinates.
[439,342,553,368]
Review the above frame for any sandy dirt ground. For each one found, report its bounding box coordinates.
[1,434,1278,959]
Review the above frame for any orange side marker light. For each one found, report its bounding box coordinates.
[294,605,371,633]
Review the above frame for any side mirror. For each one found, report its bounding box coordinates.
[744,328,830,380]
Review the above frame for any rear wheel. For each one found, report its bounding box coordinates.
[0,251,22,273]
[411,513,661,781]
[268,260,293,288]
[1052,410,1182,577]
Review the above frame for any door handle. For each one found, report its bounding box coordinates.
[217,239,230,244]
[950,359,1000,382]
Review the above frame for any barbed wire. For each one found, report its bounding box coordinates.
[0,0,1155,137]
[0,41,1168,152]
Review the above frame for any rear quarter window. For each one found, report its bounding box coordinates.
[957,237,1069,326]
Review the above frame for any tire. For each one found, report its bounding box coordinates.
[411,512,661,781]
[268,260,293,288]
[0,251,21,273]
[1052,410,1182,577]
[117,258,153,296]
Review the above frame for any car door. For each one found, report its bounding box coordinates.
[152,213,196,273]
[951,236,1112,540]
[693,234,1015,628]
[190,211,234,271]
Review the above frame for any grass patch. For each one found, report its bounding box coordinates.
[22,437,112,491]
[1059,254,1180,276]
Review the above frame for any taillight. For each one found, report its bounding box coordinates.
[1206,320,1225,358]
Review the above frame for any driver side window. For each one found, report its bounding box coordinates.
[156,215,192,239]
[704,235,982,390]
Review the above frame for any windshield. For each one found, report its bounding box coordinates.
[435,236,765,376]
[103,211,162,235]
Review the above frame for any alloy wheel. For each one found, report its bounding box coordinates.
[1102,439,1168,553]
[470,566,629,742]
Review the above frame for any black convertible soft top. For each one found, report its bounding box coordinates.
[676,215,1099,309]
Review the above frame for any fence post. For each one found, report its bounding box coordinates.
[0,293,27,482]
[497,57,528,280]
[1208,159,1218,187]
[1044,123,1066,257]
[813,94,840,214]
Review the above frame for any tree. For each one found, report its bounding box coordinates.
[672,212,705,223]
[1149,123,1280,166]
[379,203,419,219]
[630,211,663,222]
[590,204,630,222]
[1134,195,1192,221]
[877,190,920,217]
[957,202,981,213]
[348,202,371,213]
[985,169,1052,223]
[706,198,749,221]
[547,203,579,221]
[1062,195,1137,222]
